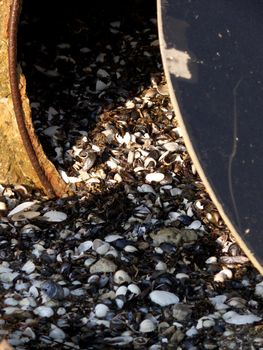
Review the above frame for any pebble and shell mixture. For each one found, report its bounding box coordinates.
[0,1,262,349]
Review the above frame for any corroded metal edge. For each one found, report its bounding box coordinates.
[0,0,67,197]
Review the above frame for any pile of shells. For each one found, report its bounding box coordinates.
[0,1,262,349]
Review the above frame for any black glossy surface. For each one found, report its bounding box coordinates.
[160,0,263,264]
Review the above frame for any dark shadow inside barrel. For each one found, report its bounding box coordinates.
[18,0,161,187]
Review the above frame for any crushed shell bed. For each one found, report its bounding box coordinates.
[0,1,262,349]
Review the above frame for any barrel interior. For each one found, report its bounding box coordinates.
[18,0,160,190]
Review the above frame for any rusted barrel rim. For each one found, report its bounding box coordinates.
[7,0,66,197]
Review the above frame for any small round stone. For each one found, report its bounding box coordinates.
[95,304,109,318]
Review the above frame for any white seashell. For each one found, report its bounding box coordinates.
[110,21,121,28]
[205,256,217,264]
[124,245,138,253]
[186,326,198,337]
[0,272,19,283]
[29,285,39,298]
[209,295,228,310]
[78,241,93,254]
[93,239,110,255]
[223,311,261,325]
[149,290,179,306]
[97,68,110,78]
[0,202,7,211]
[163,142,179,152]
[145,172,165,183]
[127,151,134,164]
[155,261,167,271]
[8,201,36,217]
[214,269,233,283]
[21,260,35,274]
[34,306,54,318]
[104,235,123,242]
[4,298,18,306]
[3,307,21,315]
[170,188,182,196]
[43,211,67,222]
[176,273,189,280]
[137,184,156,195]
[114,173,122,183]
[104,335,133,347]
[49,325,66,340]
[42,125,59,137]
[227,297,246,309]
[168,212,181,221]
[187,220,202,230]
[95,304,109,318]
[255,281,263,298]
[105,248,119,258]
[127,283,141,296]
[96,79,109,92]
[84,257,96,268]
[144,157,157,168]
[113,270,131,285]
[125,100,135,109]
[19,297,36,308]
[116,286,128,296]
[115,297,125,309]
[23,327,36,339]
[139,319,156,333]
[57,307,66,316]
[11,211,41,221]
[70,288,86,296]
[196,316,215,329]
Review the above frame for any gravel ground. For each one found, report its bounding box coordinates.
[0,1,262,349]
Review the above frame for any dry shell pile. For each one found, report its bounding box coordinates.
[0,1,262,349]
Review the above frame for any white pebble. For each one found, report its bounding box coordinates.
[95,304,109,318]
[21,260,35,274]
[146,172,165,183]
[149,290,179,306]
[90,258,117,273]
[139,319,156,333]
[34,306,54,318]
[113,270,131,285]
